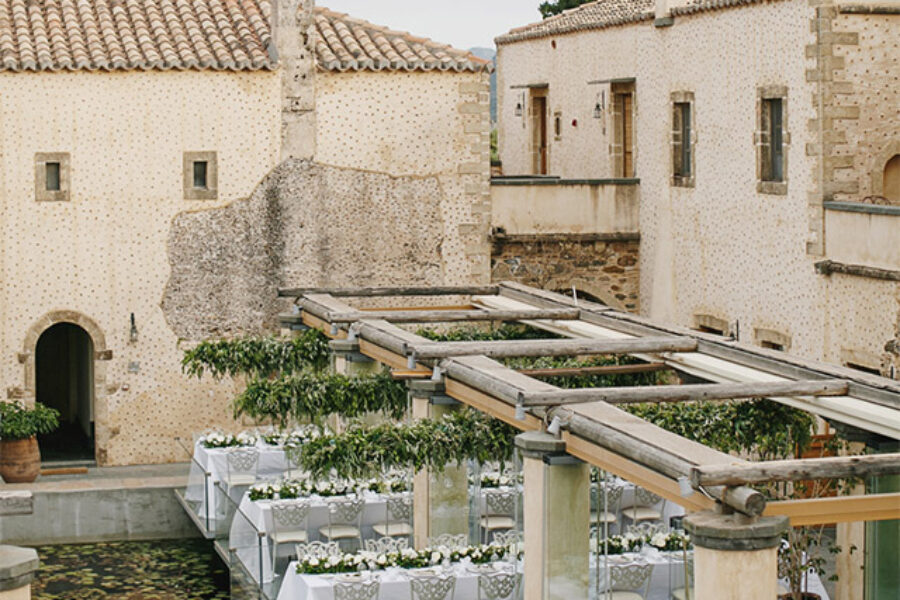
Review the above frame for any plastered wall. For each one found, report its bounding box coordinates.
[0,70,282,465]
[496,0,899,374]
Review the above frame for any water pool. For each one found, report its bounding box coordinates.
[31,539,229,599]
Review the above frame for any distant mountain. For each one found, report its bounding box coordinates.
[468,47,498,125]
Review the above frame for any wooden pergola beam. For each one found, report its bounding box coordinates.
[692,453,900,487]
[409,336,698,360]
[765,493,900,526]
[325,308,580,324]
[279,285,500,298]
[518,363,670,378]
[520,379,850,407]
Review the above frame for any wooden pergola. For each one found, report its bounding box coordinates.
[279,282,900,524]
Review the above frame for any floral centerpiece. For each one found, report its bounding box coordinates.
[261,424,328,448]
[199,430,258,449]
[595,531,691,555]
[648,531,691,552]
[295,543,515,575]
[478,472,522,488]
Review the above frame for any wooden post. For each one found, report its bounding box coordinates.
[516,431,589,600]
[685,512,789,600]
[408,379,468,549]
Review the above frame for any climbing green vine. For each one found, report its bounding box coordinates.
[234,371,408,426]
[182,329,330,380]
[298,409,518,479]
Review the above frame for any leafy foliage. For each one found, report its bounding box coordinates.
[502,355,663,388]
[234,371,408,426]
[417,323,560,342]
[0,401,59,440]
[624,399,815,460]
[182,329,330,380]
[538,0,593,18]
[298,410,517,480]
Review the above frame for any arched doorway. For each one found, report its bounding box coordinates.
[35,323,95,462]
[883,154,900,204]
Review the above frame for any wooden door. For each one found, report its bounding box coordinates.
[532,96,548,175]
[618,93,634,178]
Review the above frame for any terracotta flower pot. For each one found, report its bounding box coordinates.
[0,436,41,483]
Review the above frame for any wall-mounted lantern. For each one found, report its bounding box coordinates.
[515,101,523,117]
[129,313,138,343]
[593,91,605,119]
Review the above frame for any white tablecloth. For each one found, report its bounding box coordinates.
[185,442,291,522]
[230,491,391,584]
[277,563,491,600]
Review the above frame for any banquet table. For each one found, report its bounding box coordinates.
[185,442,292,524]
[230,490,392,585]
[277,563,505,600]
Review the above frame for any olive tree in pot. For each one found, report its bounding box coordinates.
[0,401,59,483]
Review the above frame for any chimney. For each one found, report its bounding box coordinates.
[655,0,675,27]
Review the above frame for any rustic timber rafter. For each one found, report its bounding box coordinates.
[325,307,581,324]
[281,282,900,523]
[279,285,500,298]
[518,379,850,407]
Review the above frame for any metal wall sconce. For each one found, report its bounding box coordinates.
[593,91,605,119]
[129,313,138,343]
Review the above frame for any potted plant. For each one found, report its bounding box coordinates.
[0,401,59,483]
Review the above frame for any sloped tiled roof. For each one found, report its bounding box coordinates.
[495,0,654,45]
[671,0,787,17]
[0,0,274,72]
[313,7,492,73]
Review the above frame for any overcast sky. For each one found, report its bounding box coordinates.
[321,0,544,50]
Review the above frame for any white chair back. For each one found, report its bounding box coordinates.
[409,572,457,600]
[295,540,341,559]
[427,533,468,551]
[478,570,520,600]
[334,575,380,600]
[365,536,409,554]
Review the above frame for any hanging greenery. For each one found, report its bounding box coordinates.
[501,355,664,388]
[182,329,330,380]
[417,323,560,342]
[233,371,408,426]
[298,409,517,480]
[625,398,815,460]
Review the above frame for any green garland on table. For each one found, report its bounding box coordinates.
[296,543,516,575]
[298,410,517,480]
[182,329,330,380]
[233,371,408,426]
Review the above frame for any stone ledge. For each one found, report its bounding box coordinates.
[515,431,565,458]
[0,546,38,591]
[0,492,32,516]
[685,512,789,551]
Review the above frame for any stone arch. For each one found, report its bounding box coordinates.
[871,140,900,204]
[19,311,111,463]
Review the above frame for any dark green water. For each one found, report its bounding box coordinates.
[32,540,230,600]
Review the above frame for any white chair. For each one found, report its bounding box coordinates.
[626,522,666,539]
[409,570,457,600]
[269,500,310,572]
[295,540,341,560]
[591,483,624,535]
[334,574,380,600]
[319,496,365,551]
[608,562,653,600]
[478,570,520,600]
[365,536,408,554]
[373,492,414,539]
[428,533,468,551]
[480,489,517,544]
[224,447,259,488]
[621,487,664,526]
[491,530,522,547]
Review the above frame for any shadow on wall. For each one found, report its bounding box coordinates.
[161,159,448,340]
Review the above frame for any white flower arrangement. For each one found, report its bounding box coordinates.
[295,543,514,575]
[595,531,691,555]
[199,430,258,449]
[477,471,523,489]
[261,424,328,448]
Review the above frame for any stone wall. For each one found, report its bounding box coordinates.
[490,235,640,311]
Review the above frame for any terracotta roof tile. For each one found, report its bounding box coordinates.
[495,0,655,45]
[313,6,492,73]
[0,0,273,72]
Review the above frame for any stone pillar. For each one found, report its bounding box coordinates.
[328,339,379,378]
[409,379,468,549]
[272,0,316,161]
[0,546,38,600]
[685,512,789,600]
[835,441,866,600]
[515,431,590,600]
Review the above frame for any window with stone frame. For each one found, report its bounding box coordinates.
[35,152,70,202]
[183,151,218,200]
[756,86,789,195]
[671,92,695,187]
[611,80,636,178]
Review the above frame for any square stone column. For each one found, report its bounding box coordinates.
[515,431,590,600]
[409,379,469,549]
[328,339,379,378]
[685,512,789,600]
[0,545,38,600]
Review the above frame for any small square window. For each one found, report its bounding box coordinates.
[35,152,70,201]
[193,161,208,189]
[45,162,61,191]
[183,151,217,200]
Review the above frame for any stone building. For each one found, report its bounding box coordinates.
[0,0,491,466]
[494,0,899,380]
